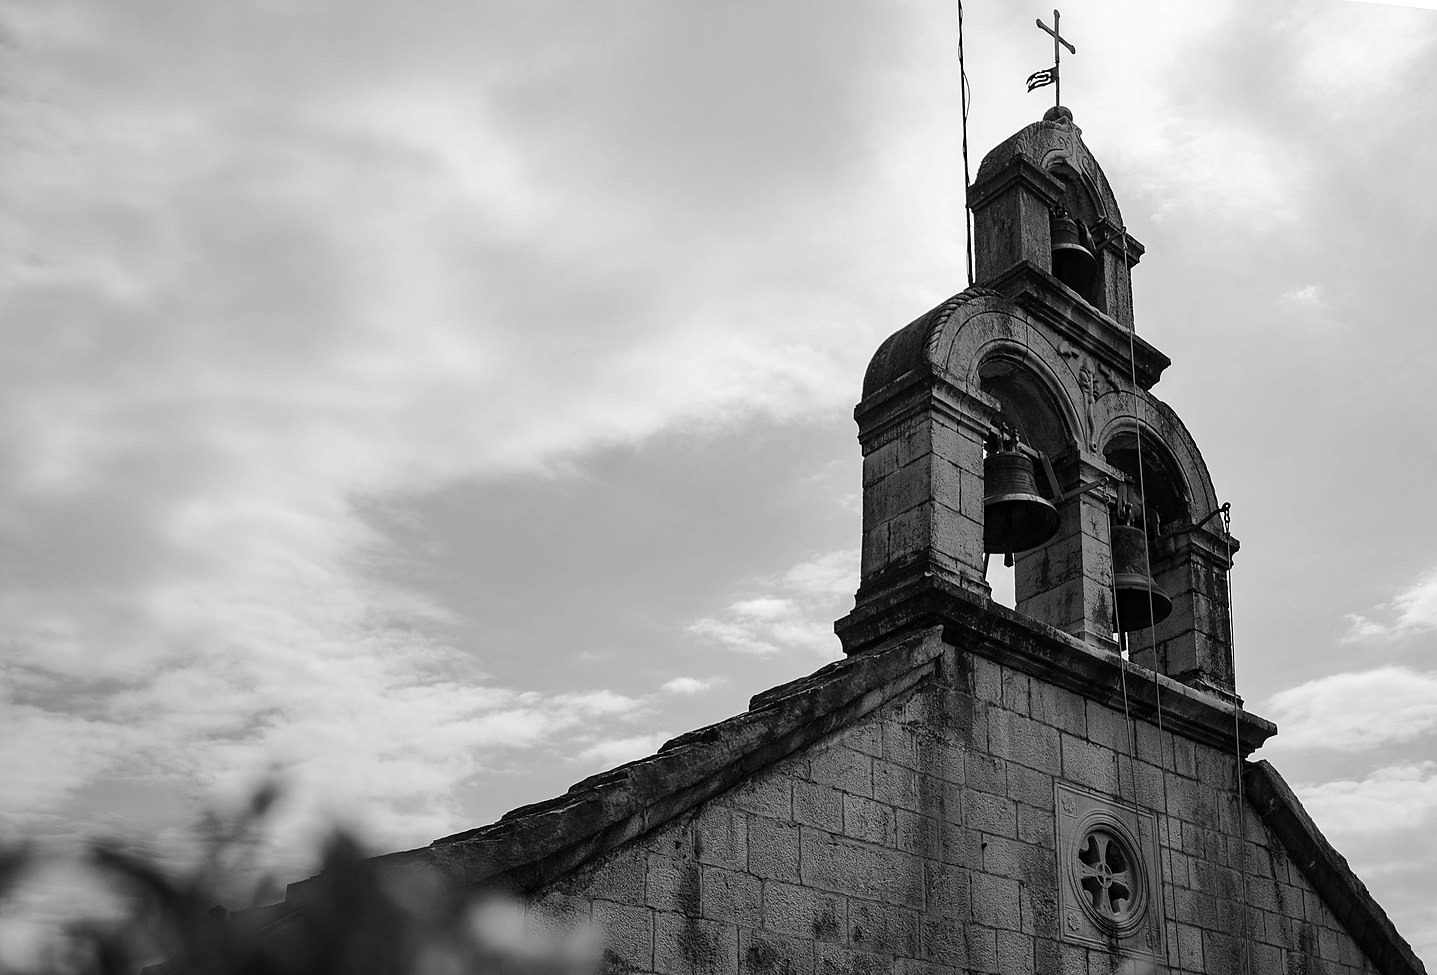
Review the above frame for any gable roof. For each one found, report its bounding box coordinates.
[285,583,1269,900]
[1246,761,1428,975]
[277,623,947,914]
[272,586,1424,975]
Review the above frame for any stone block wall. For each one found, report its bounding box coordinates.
[857,401,990,601]
[525,649,1379,975]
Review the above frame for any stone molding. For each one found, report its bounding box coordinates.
[835,573,1276,757]
[987,262,1170,389]
[966,155,1065,214]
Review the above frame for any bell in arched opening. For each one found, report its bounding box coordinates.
[1050,206,1096,292]
[983,428,1060,562]
[1111,504,1173,632]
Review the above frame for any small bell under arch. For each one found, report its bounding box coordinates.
[983,428,1060,561]
[1050,206,1096,292]
[1111,504,1173,632]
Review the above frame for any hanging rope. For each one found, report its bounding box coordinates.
[1116,225,1175,970]
[1223,506,1253,975]
[1112,568,1140,809]
[956,0,974,286]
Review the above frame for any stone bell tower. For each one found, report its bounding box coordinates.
[837,106,1238,700]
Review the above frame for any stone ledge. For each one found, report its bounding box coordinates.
[1245,760,1428,975]
[835,572,1276,757]
[986,261,1170,390]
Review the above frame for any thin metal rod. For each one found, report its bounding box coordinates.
[1225,510,1253,975]
[957,0,974,286]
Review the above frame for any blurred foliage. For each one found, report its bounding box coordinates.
[0,786,597,975]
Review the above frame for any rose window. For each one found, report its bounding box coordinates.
[1076,828,1137,921]
[1057,785,1158,955]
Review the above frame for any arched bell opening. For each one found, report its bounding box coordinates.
[1102,431,1190,637]
[977,355,1071,470]
[1103,432,1191,535]
[1047,165,1109,311]
[977,355,1072,562]
[976,354,1092,636]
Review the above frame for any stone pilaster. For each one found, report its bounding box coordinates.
[1090,218,1143,330]
[854,375,997,608]
[1013,450,1120,652]
[969,157,1064,286]
[1130,526,1239,699]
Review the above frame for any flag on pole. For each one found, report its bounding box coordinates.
[1026,67,1058,91]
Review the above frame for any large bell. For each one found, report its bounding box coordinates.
[983,448,1060,557]
[1050,208,1096,292]
[1111,522,1173,632]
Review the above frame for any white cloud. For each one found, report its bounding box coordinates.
[1282,284,1322,307]
[0,0,901,865]
[1343,567,1437,642]
[1296,762,1437,835]
[660,677,720,696]
[727,598,799,622]
[782,549,859,598]
[1264,667,1437,751]
[687,549,857,658]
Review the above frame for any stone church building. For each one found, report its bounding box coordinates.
[283,109,1426,975]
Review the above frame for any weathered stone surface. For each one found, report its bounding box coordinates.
[701,867,761,927]
[747,818,800,884]
[739,928,813,975]
[845,898,918,956]
[762,882,844,943]
[792,780,843,833]
[655,912,738,975]
[594,900,655,973]
[807,747,873,798]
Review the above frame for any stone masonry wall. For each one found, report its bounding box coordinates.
[525,647,1378,975]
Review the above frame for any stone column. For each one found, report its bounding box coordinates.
[1131,526,1239,699]
[969,157,1063,286]
[854,376,996,606]
[1013,448,1119,652]
[1090,218,1143,330]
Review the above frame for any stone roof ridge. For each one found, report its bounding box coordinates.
[403,625,947,892]
[1245,760,1428,975]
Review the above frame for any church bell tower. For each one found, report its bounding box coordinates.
[837,106,1239,702]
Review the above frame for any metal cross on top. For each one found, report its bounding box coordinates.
[1027,9,1076,107]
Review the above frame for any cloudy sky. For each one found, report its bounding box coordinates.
[2,0,1437,962]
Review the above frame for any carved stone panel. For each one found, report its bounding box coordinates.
[1056,782,1164,960]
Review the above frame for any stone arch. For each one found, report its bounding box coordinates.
[975,348,1076,465]
[1094,393,1221,525]
[927,306,1086,459]
[1101,422,1192,533]
[1042,152,1111,227]
[1096,394,1235,693]
[973,107,1125,227]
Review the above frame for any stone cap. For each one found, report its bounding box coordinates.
[860,286,1006,400]
[972,106,1124,228]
